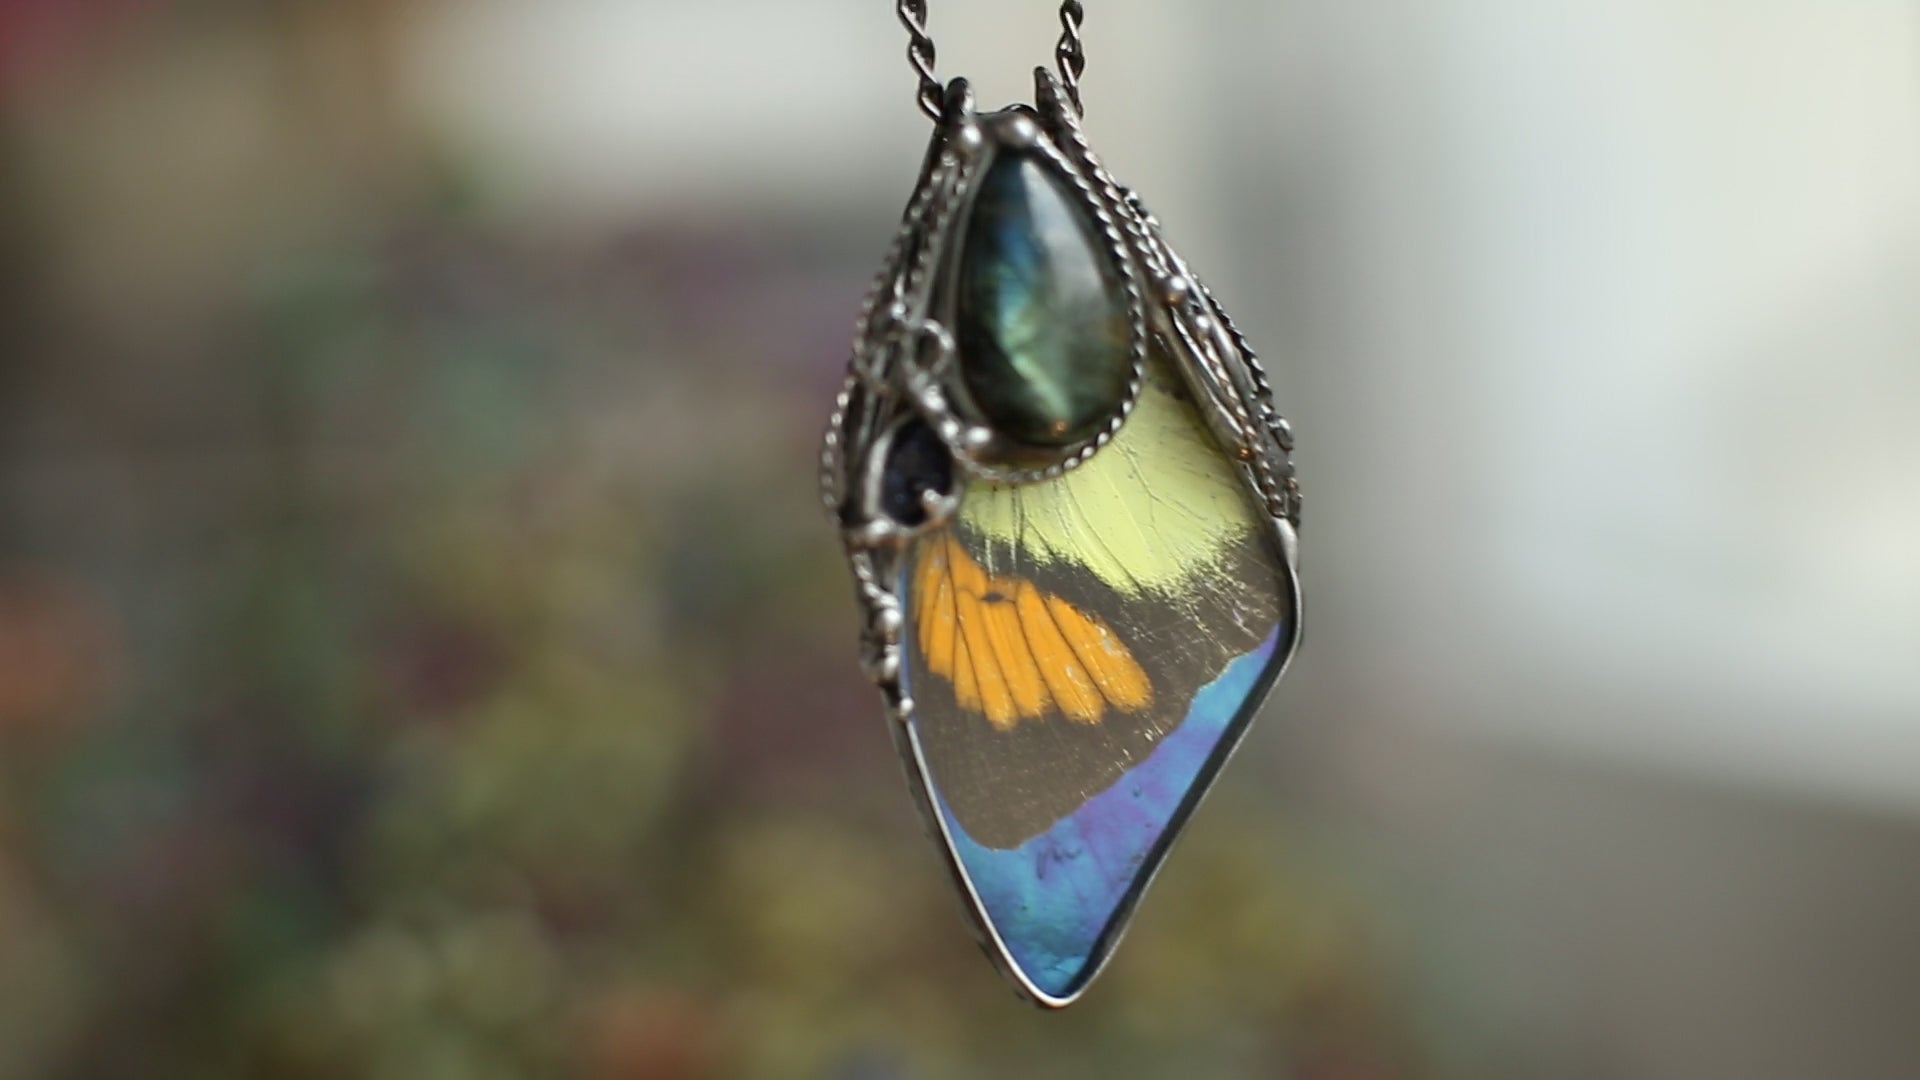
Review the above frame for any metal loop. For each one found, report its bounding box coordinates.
[907,320,957,379]
[897,1,1090,121]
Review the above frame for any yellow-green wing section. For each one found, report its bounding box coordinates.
[903,346,1291,849]
[957,355,1254,596]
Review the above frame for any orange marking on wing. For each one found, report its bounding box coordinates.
[1014,582,1104,723]
[912,532,1151,728]
[952,623,981,711]
[977,587,1050,720]
[1047,593,1153,711]
[954,587,1019,730]
[947,532,990,594]
[920,541,957,678]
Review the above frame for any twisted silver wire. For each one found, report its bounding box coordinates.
[897,1,1089,121]
[1055,1,1087,115]
[896,0,942,121]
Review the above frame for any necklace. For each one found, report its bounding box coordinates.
[820,0,1303,1007]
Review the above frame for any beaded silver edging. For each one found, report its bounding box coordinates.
[818,65,1304,1009]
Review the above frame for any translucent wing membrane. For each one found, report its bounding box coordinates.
[899,352,1295,999]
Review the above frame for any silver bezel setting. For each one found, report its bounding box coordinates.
[819,68,1304,1007]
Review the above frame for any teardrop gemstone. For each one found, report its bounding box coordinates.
[955,149,1131,448]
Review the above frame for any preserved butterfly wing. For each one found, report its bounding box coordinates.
[823,70,1301,1006]
[898,350,1296,1000]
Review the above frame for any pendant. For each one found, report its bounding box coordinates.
[821,69,1302,1006]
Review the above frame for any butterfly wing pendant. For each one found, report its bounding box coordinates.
[821,71,1302,1007]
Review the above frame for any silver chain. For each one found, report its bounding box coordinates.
[896,0,942,121]
[898,1,1089,121]
[1055,2,1087,115]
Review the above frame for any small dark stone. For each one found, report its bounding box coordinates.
[879,419,953,526]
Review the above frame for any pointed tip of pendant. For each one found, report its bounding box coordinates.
[923,622,1295,1009]
[987,942,1097,1009]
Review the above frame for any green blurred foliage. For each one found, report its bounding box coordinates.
[0,8,1458,1078]
[0,220,1454,1080]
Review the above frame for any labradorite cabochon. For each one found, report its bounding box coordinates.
[955,147,1131,448]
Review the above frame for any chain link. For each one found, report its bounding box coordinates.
[1055,2,1087,115]
[897,0,942,121]
[898,2,1089,120]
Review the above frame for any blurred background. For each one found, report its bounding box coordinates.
[2,1,1917,1077]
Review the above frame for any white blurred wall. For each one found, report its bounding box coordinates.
[1285,1,1920,813]
[401,0,1225,237]
[403,0,1920,813]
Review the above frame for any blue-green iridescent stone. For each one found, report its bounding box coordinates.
[956,149,1131,448]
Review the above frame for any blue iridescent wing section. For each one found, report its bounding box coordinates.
[899,354,1297,1000]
